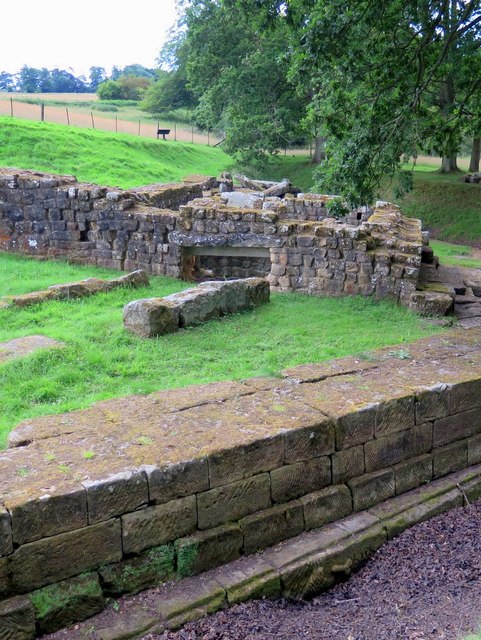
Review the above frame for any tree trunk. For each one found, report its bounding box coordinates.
[440,154,459,173]
[312,136,324,164]
[469,136,481,173]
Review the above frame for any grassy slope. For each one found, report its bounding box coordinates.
[0,253,439,447]
[0,117,231,188]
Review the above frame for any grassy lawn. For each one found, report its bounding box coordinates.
[430,240,481,269]
[0,117,231,189]
[0,253,440,448]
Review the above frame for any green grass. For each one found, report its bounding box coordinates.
[430,240,481,269]
[0,117,231,189]
[0,253,440,448]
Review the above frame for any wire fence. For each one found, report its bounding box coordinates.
[0,97,222,146]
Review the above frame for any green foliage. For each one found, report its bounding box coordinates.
[30,574,100,619]
[0,253,439,447]
[0,117,231,189]
[97,75,151,101]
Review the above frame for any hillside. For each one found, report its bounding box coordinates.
[0,117,231,189]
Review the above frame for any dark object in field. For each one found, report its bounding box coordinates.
[157,129,171,141]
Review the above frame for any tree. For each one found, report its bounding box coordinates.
[89,66,107,91]
[181,0,307,163]
[97,75,151,101]
[0,72,15,92]
[18,66,41,92]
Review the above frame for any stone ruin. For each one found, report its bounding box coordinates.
[0,168,451,314]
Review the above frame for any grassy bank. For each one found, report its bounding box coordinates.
[0,117,231,188]
[0,253,440,447]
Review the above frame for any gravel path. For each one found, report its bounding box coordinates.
[144,500,481,640]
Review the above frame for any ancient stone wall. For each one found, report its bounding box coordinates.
[0,170,425,305]
[1,329,481,634]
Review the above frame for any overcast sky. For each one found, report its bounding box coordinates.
[0,0,179,78]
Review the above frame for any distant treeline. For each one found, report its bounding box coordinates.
[0,64,156,94]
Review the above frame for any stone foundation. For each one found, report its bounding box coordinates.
[0,169,428,307]
[1,328,481,635]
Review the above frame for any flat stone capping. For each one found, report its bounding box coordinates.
[1,270,149,308]
[0,335,65,364]
[123,277,270,337]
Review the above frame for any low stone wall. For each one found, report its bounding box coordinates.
[1,328,481,635]
[123,278,270,337]
[2,270,149,308]
[0,169,426,307]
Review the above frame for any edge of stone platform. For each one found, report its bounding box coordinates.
[44,463,481,640]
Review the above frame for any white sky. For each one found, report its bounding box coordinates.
[0,0,179,78]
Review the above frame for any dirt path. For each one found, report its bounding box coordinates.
[143,500,481,640]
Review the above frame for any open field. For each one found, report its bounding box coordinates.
[0,253,439,448]
[0,92,220,145]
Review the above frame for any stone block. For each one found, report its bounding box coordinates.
[433,440,469,479]
[0,558,12,600]
[468,433,481,465]
[99,545,175,596]
[83,470,148,524]
[240,501,304,554]
[449,378,481,414]
[123,298,180,338]
[270,457,331,503]
[122,496,197,554]
[210,556,281,604]
[349,469,395,511]
[155,575,226,628]
[408,290,453,316]
[0,596,35,640]
[301,485,352,530]
[197,474,271,530]
[331,445,365,483]
[394,454,433,494]
[0,508,12,557]
[10,519,122,593]
[148,459,209,504]
[10,488,87,545]
[209,436,284,488]
[30,573,104,634]
[364,423,433,473]
[176,524,243,577]
[375,396,415,437]
[335,405,377,450]
[433,408,481,448]
[415,384,450,423]
[284,420,335,463]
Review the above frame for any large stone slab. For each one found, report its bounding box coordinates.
[0,335,64,364]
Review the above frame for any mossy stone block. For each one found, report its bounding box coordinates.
[30,573,104,634]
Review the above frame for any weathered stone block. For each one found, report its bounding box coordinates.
[176,524,243,577]
[197,474,271,530]
[301,484,352,530]
[331,445,365,483]
[122,496,196,554]
[415,384,450,423]
[0,508,12,557]
[123,298,179,338]
[0,596,35,640]
[394,454,433,494]
[364,423,433,473]
[10,488,87,545]
[209,436,284,488]
[375,396,415,437]
[270,457,331,503]
[240,500,304,554]
[349,469,395,511]
[433,440,469,479]
[284,420,335,463]
[99,545,175,596]
[83,470,148,524]
[10,519,122,593]
[30,573,104,634]
[210,556,281,604]
[335,405,377,450]
[148,459,209,504]
[468,433,481,465]
[449,378,481,414]
[433,408,481,448]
